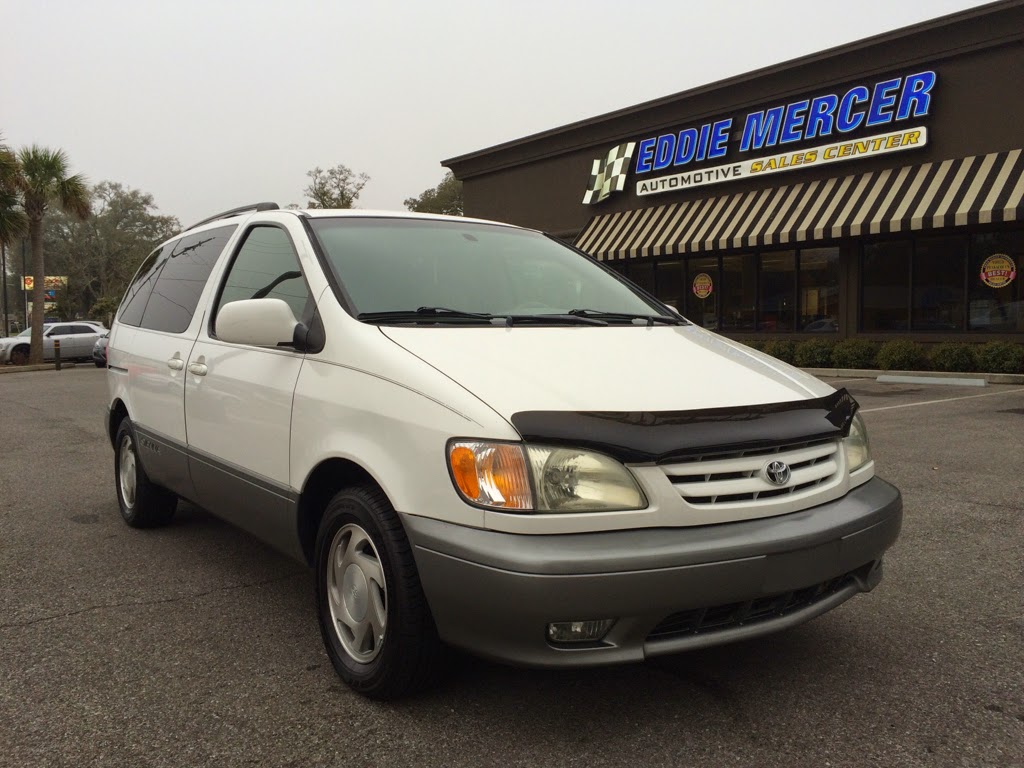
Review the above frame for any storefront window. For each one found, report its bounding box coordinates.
[685,256,719,329]
[862,241,911,331]
[721,254,757,331]
[969,230,1023,331]
[799,248,839,332]
[758,251,795,331]
[655,260,683,309]
[912,236,966,331]
[624,261,655,295]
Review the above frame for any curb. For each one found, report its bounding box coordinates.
[801,367,1024,385]
[0,362,79,375]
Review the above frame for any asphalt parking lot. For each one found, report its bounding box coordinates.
[1,367,1022,768]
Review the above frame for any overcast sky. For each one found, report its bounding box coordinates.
[2,0,993,227]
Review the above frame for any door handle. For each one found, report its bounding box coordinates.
[188,362,208,376]
[167,358,185,371]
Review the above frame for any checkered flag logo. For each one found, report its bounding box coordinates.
[582,142,636,205]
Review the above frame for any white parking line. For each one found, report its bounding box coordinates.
[861,387,1024,413]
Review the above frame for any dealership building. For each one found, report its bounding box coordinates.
[444,1,1023,342]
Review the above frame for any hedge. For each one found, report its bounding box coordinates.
[794,339,835,367]
[831,339,880,369]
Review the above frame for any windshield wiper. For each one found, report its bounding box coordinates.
[358,307,496,324]
[567,308,685,326]
[358,307,608,326]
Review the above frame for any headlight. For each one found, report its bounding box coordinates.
[843,413,871,472]
[447,440,646,513]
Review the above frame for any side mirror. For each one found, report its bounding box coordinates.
[216,298,299,347]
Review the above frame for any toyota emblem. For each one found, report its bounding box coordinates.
[764,460,791,486]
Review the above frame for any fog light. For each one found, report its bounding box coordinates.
[546,619,615,644]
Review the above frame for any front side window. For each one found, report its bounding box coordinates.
[215,226,311,324]
[309,218,666,321]
[140,225,237,334]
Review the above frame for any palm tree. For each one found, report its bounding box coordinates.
[0,135,27,337]
[18,145,89,363]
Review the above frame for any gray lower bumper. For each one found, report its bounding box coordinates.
[402,477,902,668]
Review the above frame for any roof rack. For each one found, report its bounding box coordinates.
[184,202,280,232]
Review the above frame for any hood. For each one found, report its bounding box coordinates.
[381,324,834,419]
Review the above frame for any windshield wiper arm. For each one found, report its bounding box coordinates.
[503,313,607,327]
[567,308,684,326]
[357,307,496,323]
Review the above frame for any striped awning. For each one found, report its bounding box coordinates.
[575,149,1024,260]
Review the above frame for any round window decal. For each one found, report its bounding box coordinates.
[692,272,713,299]
[980,254,1016,288]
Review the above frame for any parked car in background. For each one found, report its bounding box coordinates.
[0,322,107,365]
[93,332,109,367]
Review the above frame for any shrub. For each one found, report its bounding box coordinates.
[975,341,1024,374]
[831,339,880,369]
[762,339,796,364]
[928,342,978,373]
[740,339,766,352]
[794,339,835,367]
[876,340,928,371]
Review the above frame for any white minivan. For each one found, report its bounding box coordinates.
[106,203,901,699]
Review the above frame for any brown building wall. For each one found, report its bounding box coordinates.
[450,3,1024,238]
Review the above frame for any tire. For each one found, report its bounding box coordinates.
[10,345,29,365]
[114,418,177,528]
[94,361,105,368]
[315,485,446,699]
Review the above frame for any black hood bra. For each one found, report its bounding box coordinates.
[510,388,859,464]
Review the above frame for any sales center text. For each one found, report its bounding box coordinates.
[632,71,935,182]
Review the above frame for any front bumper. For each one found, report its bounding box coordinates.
[402,476,902,668]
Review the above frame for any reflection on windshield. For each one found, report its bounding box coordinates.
[309,218,668,321]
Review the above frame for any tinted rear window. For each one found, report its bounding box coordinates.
[139,225,236,334]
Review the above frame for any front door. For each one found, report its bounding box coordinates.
[184,224,314,560]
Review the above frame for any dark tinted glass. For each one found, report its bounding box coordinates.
[799,248,840,332]
[140,225,236,334]
[721,254,757,331]
[969,230,1023,331]
[625,262,655,295]
[71,325,96,334]
[118,246,167,327]
[684,256,719,329]
[654,260,683,310]
[862,241,911,331]
[912,236,965,331]
[758,251,795,331]
[216,226,310,322]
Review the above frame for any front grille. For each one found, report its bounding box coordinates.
[646,569,861,642]
[659,438,840,506]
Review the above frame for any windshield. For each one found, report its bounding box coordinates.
[308,218,670,322]
[17,328,33,337]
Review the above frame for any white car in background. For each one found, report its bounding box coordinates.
[0,322,107,365]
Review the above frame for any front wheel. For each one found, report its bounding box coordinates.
[10,345,29,365]
[314,485,446,699]
[114,418,177,528]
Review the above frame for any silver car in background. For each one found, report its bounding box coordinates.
[0,322,107,365]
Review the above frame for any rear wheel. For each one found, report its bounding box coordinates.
[10,345,29,365]
[314,485,446,699]
[114,418,177,528]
